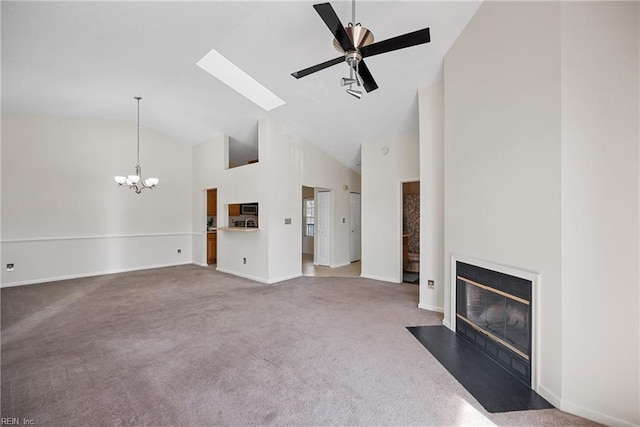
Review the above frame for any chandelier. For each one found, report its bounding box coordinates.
[114,96,159,194]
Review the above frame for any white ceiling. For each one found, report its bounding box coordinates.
[1,1,481,172]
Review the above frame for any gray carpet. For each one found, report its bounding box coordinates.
[1,265,596,426]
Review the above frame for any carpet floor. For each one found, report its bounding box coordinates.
[1,265,597,426]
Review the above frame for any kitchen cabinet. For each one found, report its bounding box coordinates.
[229,204,240,216]
[207,232,217,264]
[207,190,217,216]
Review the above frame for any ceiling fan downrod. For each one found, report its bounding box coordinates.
[342,0,367,98]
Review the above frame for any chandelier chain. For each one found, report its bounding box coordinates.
[135,96,141,167]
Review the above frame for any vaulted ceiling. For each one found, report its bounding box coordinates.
[1,1,481,172]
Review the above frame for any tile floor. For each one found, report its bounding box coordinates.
[301,253,361,277]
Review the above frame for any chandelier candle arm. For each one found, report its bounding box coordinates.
[114,96,159,194]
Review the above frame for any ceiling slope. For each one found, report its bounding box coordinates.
[1,1,481,171]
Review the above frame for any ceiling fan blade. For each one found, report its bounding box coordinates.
[291,56,344,79]
[357,60,378,93]
[313,3,355,52]
[360,28,431,58]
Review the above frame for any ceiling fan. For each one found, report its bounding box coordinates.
[291,1,431,98]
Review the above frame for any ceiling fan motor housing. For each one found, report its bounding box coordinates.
[345,51,362,69]
[332,24,374,53]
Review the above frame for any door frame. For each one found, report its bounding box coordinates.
[315,189,331,267]
[398,178,420,282]
[349,192,361,262]
[203,187,217,267]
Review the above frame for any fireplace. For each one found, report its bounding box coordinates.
[455,261,533,386]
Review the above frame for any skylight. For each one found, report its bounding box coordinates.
[196,48,285,111]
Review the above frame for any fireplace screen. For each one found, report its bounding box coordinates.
[456,262,532,385]
[460,279,530,358]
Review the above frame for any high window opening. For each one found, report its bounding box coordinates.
[227,136,258,170]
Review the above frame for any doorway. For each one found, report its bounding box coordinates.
[402,181,420,283]
[301,186,315,271]
[349,192,361,262]
[301,187,361,277]
[205,188,218,267]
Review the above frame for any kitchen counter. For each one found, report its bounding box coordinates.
[216,227,259,232]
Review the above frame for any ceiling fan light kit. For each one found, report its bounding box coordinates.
[340,77,357,86]
[346,88,363,99]
[291,1,431,98]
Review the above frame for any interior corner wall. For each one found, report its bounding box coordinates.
[560,2,639,425]
[262,117,361,281]
[361,133,419,283]
[262,117,301,282]
[1,114,193,286]
[215,154,270,282]
[418,81,444,313]
[191,117,360,284]
[443,0,563,407]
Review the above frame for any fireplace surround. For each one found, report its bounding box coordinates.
[452,256,539,389]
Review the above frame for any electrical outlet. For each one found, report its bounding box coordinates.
[177,249,182,254]
[428,280,435,289]
[243,258,247,264]
[7,263,14,271]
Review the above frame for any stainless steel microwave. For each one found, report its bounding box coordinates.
[241,204,258,215]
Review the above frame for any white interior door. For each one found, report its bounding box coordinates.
[316,191,331,266]
[350,193,361,262]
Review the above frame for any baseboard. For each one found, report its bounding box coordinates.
[215,267,269,284]
[418,303,444,313]
[560,397,638,427]
[0,261,194,288]
[330,262,350,268]
[537,383,562,408]
[360,273,399,283]
[535,384,637,426]
[267,273,302,284]
[442,318,452,330]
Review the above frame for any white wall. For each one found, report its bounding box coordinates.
[262,118,301,281]
[560,2,639,424]
[445,1,639,425]
[264,118,361,277]
[444,0,562,409]
[191,131,269,282]
[361,133,419,282]
[1,114,193,286]
[418,82,445,312]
